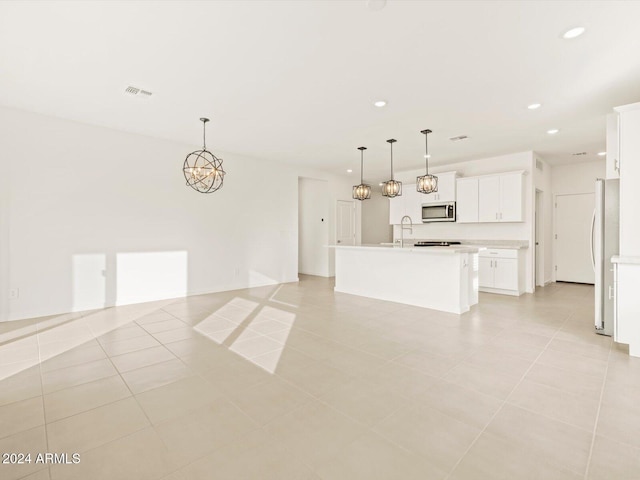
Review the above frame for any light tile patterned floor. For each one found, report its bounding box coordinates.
[1,276,639,480]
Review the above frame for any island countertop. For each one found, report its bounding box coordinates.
[330,244,481,254]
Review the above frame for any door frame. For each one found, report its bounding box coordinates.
[553,192,596,284]
[535,189,543,287]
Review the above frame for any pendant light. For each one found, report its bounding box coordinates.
[352,147,372,201]
[183,117,226,194]
[416,129,438,194]
[382,139,402,198]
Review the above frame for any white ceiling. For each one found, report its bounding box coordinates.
[1,0,639,183]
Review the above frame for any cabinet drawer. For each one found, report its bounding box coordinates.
[479,248,518,259]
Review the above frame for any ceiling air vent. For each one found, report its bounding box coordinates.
[449,135,468,142]
[536,159,544,171]
[124,86,153,97]
[572,152,587,156]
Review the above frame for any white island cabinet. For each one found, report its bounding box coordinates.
[333,245,480,314]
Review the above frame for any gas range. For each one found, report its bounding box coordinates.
[413,241,462,247]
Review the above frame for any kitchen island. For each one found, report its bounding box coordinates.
[332,244,480,314]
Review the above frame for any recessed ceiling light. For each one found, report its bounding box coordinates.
[563,27,586,39]
[374,100,387,108]
[347,169,353,173]
[527,103,541,110]
[547,129,560,135]
[598,151,606,156]
[367,0,387,11]
[379,183,384,186]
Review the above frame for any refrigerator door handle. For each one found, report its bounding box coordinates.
[590,208,596,272]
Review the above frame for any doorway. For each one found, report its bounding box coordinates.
[336,200,356,246]
[298,177,329,276]
[555,193,595,284]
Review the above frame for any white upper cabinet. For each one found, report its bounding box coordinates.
[499,172,525,222]
[478,172,525,223]
[388,184,420,224]
[419,172,457,204]
[478,176,501,222]
[606,112,620,179]
[403,185,422,223]
[456,177,479,223]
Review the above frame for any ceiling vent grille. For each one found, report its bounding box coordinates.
[449,135,468,142]
[536,159,544,171]
[124,86,152,97]
[572,152,587,156]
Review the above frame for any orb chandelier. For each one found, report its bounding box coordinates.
[416,129,438,194]
[352,147,372,201]
[382,139,402,198]
[183,117,225,194]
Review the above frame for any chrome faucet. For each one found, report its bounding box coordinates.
[400,215,413,247]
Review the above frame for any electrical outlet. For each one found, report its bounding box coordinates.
[9,288,19,299]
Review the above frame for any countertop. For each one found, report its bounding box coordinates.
[611,255,640,265]
[389,239,529,250]
[331,244,481,254]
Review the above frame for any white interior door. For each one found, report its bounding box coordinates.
[298,177,329,276]
[336,200,356,246]
[555,193,595,284]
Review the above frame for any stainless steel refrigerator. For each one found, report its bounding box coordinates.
[592,178,619,336]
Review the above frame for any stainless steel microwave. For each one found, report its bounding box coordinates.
[421,202,456,222]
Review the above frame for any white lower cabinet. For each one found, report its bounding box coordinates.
[478,248,524,295]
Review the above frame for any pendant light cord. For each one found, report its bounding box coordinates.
[360,150,364,184]
[390,142,394,180]
[425,132,429,174]
[202,121,207,149]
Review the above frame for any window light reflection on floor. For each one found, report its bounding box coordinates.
[194,294,296,374]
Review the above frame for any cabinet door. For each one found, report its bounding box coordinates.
[456,178,478,223]
[389,196,405,225]
[499,172,524,222]
[493,258,518,290]
[478,257,494,288]
[478,176,500,222]
[418,188,439,204]
[606,113,620,179]
[435,172,457,202]
[403,184,422,223]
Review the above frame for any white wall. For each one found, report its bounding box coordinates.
[393,151,536,292]
[550,160,605,282]
[551,160,605,196]
[0,106,356,321]
[361,191,392,245]
[298,177,329,276]
[533,156,553,285]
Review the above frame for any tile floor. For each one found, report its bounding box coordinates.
[1,276,639,480]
